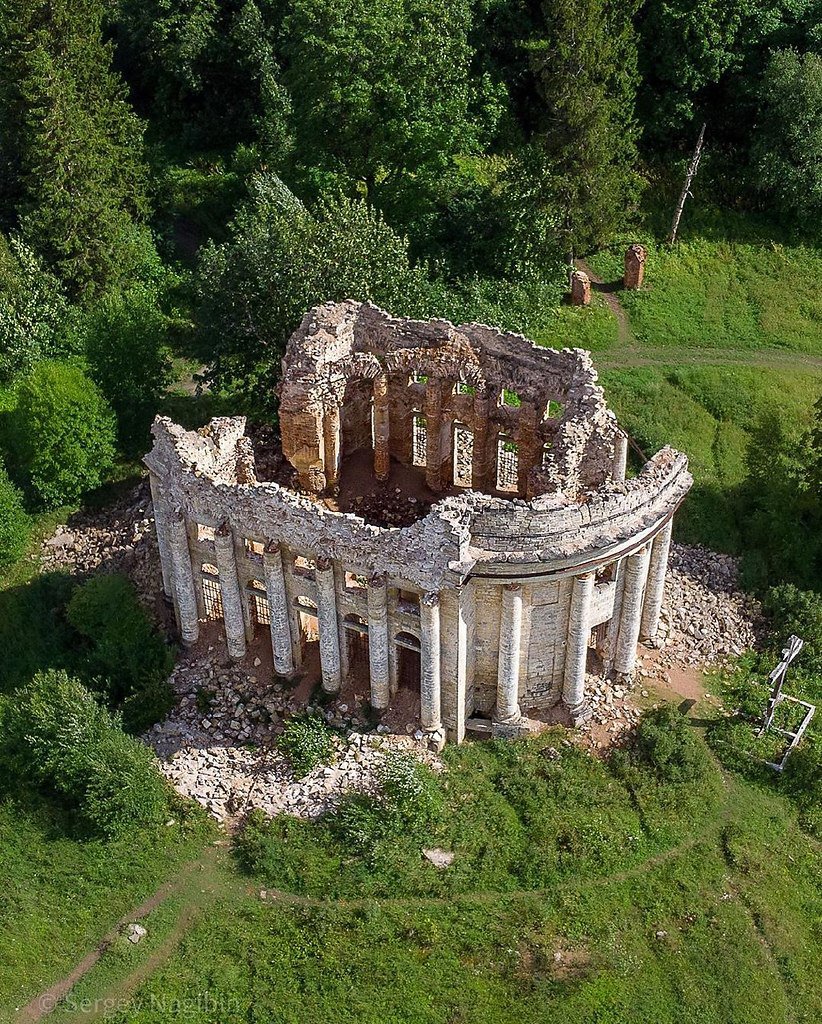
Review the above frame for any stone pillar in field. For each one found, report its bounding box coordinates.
[495,583,523,723]
[373,373,390,481]
[214,523,247,661]
[562,572,595,716]
[168,512,199,645]
[624,244,647,290]
[613,544,651,680]
[367,572,390,709]
[322,402,341,489]
[148,472,172,599]
[570,270,591,306]
[611,431,628,483]
[640,520,673,642]
[420,592,443,734]
[424,377,444,491]
[316,558,342,694]
[263,542,294,677]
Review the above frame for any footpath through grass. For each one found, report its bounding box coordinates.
[33,749,821,1024]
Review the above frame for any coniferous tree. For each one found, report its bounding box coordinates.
[521,0,643,254]
[0,0,149,297]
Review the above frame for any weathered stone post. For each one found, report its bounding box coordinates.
[322,402,341,488]
[263,542,294,677]
[367,573,390,709]
[495,583,523,724]
[148,472,172,600]
[316,557,342,694]
[563,572,595,716]
[420,592,443,734]
[168,512,199,645]
[570,270,591,306]
[471,389,491,491]
[424,377,444,491]
[611,430,628,483]
[373,373,390,482]
[214,523,247,661]
[613,544,651,680]
[623,244,647,289]
[640,520,673,642]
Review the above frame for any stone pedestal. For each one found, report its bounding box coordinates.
[563,572,595,715]
[495,583,522,724]
[367,573,390,709]
[263,543,294,676]
[624,244,647,290]
[214,524,247,661]
[570,270,591,306]
[316,558,341,693]
[168,513,199,645]
[640,520,673,642]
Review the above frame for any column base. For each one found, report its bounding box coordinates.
[612,670,634,687]
[491,711,530,739]
[425,727,446,753]
[564,700,593,728]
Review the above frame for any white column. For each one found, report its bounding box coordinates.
[420,592,442,732]
[562,572,595,713]
[323,403,341,488]
[613,544,652,679]
[612,431,628,483]
[167,512,199,645]
[495,583,523,723]
[367,573,390,709]
[263,543,294,676]
[640,520,673,642]
[214,524,247,661]
[148,473,172,599]
[316,557,341,693]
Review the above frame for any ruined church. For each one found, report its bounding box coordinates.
[146,301,692,747]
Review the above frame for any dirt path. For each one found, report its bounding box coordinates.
[575,258,635,347]
[14,846,235,1024]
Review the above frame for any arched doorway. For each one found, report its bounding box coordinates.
[344,614,370,685]
[395,631,421,692]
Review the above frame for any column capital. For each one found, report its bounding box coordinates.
[503,581,522,594]
[264,540,282,556]
[316,556,333,573]
[369,571,388,588]
[422,590,440,608]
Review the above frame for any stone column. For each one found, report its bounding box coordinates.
[640,520,673,642]
[367,573,390,709]
[322,402,341,489]
[420,592,442,733]
[263,542,294,677]
[316,557,341,694]
[562,572,595,714]
[148,472,172,599]
[570,270,591,305]
[424,378,444,491]
[471,389,491,491]
[373,373,390,482]
[613,544,651,679]
[167,512,199,645]
[214,524,247,661]
[517,404,539,497]
[495,583,523,723]
[611,431,628,483]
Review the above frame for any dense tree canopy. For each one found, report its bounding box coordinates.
[0,0,149,297]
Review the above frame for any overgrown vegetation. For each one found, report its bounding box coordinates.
[278,711,335,777]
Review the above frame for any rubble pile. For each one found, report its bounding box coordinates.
[656,544,762,669]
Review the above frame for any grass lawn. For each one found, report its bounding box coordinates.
[599,365,819,553]
[35,734,821,1024]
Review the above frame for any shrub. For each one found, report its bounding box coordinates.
[0,669,169,837]
[279,712,334,777]
[763,585,822,677]
[7,360,117,508]
[627,706,710,785]
[0,459,30,569]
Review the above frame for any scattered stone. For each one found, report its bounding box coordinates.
[126,923,147,944]
[423,848,455,869]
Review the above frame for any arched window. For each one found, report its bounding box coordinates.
[496,435,519,491]
[453,422,474,487]
[395,630,421,651]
